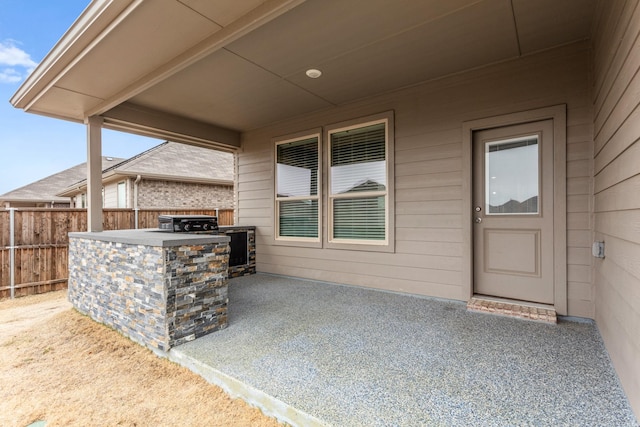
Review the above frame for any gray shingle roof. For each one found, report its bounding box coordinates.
[102,142,234,182]
[0,157,125,203]
[2,142,234,203]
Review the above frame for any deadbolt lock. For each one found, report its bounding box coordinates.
[474,206,482,212]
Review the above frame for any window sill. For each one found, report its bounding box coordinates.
[273,237,323,249]
[324,239,395,253]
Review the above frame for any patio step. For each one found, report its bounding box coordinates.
[467,296,557,324]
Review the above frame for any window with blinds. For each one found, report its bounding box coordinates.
[275,135,320,240]
[329,121,388,243]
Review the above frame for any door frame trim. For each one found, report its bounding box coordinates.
[462,105,567,315]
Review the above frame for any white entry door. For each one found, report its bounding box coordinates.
[472,120,554,304]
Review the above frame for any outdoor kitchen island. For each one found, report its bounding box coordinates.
[67,229,230,352]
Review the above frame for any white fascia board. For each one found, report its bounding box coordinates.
[10,0,140,111]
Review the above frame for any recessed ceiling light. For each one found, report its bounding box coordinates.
[306,68,322,79]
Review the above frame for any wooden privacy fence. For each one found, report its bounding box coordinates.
[0,208,234,299]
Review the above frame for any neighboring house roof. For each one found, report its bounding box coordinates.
[0,157,124,204]
[57,141,234,197]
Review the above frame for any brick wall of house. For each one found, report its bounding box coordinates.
[138,179,234,209]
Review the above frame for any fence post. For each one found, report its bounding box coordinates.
[9,208,15,299]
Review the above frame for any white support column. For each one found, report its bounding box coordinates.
[86,116,103,232]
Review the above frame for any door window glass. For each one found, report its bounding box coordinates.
[485,136,539,214]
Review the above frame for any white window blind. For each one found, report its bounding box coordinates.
[329,122,387,242]
[275,136,320,239]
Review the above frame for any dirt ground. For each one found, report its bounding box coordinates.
[0,291,283,427]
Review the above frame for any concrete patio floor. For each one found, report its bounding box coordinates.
[168,274,638,427]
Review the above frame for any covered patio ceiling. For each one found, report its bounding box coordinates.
[11,0,595,149]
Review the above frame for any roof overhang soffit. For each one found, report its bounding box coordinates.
[102,103,241,150]
[11,0,307,148]
[84,0,306,119]
[11,0,595,147]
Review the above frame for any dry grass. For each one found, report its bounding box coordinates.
[0,289,68,308]
[0,292,283,427]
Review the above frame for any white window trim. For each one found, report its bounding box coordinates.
[324,111,395,253]
[273,129,322,248]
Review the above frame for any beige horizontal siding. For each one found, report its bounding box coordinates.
[237,41,593,312]
[395,228,463,243]
[396,200,461,215]
[593,0,640,119]
[567,230,592,248]
[592,0,632,103]
[237,179,270,192]
[259,247,461,274]
[595,210,640,244]
[592,0,640,418]
[395,143,461,163]
[396,129,461,151]
[595,130,640,191]
[396,158,461,177]
[103,183,118,208]
[396,171,461,189]
[567,176,590,196]
[256,263,462,300]
[594,174,640,212]
[568,247,591,266]
[395,186,462,202]
[395,241,462,257]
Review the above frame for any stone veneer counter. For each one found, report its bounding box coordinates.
[68,229,230,352]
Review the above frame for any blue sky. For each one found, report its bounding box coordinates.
[0,1,160,195]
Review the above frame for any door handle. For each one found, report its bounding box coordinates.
[474,217,482,223]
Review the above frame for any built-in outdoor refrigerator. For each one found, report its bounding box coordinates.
[218,226,256,278]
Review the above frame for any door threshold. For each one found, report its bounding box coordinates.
[467,295,557,324]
